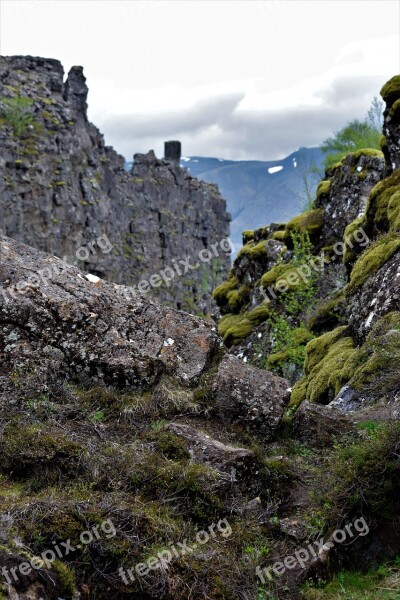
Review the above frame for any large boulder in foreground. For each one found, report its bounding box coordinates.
[0,236,220,390]
[0,236,289,439]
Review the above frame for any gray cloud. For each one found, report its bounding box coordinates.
[98,74,388,161]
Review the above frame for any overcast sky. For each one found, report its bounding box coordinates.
[1,0,399,160]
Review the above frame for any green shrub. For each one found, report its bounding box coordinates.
[0,96,37,137]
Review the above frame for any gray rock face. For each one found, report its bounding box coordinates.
[0,55,231,315]
[347,251,400,344]
[317,153,385,246]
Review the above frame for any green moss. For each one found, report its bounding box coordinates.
[289,326,357,408]
[380,74,400,104]
[291,313,400,409]
[349,312,400,395]
[212,273,238,306]
[246,303,270,324]
[226,285,249,312]
[237,239,269,259]
[52,561,77,597]
[260,263,293,289]
[351,148,383,160]
[346,233,400,295]
[306,337,358,404]
[316,179,331,199]
[146,431,190,461]
[267,350,290,365]
[389,97,400,117]
[284,208,324,238]
[0,422,84,479]
[289,377,309,410]
[304,326,348,372]
[242,230,254,243]
[366,170,400,232]
[387,191,400,230]
[379,134,388,151]
[218,313,243,339]
[329,160,344,172]
[222,317,253,346]
[271,229,287,241]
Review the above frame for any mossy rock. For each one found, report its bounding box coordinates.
[289,327,359,408]
[284,208,324,239]
[246,303,270,325]
[271,229,287,242]
[242,230,254,244]
[351,148,384,160]
[366,169,400,232]
[380,74,400,105]
[222,317,253,347]
[212,272,238,306]
[303,326,349,373]
[218,313,243,339]
[226,285,249,313]
[260,263,294,290]
[316,179,331,199]
[387,191,400,231]
[346,232,400,295]
[349,311,400,395]
[237,239,269,259]
[389,97,400,118]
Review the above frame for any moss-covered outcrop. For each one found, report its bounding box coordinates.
[289,326,358,408]
[284,208,324,240]
[290,312,400,410]
[345,232,400,295]
[365,169,400,233]
[380,74,400,105]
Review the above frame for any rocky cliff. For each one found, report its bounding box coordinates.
[0,56,231,315]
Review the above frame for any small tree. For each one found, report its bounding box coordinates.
[321,97,383,169]
[0,96,36,137]
[321,119,381,169]
[366,96,384,132]
[295,150,323,211]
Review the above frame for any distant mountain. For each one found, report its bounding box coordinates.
[178,147,325,251]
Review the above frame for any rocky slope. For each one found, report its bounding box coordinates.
[0,56,231,315]
[0,65,400,599]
